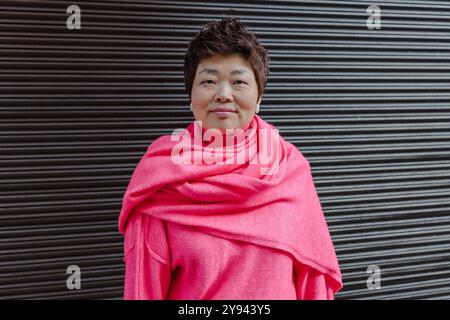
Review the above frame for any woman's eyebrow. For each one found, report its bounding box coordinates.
[198,68,250,76]
[230,69,250,75]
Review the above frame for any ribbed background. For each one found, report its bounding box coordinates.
[1,0,450,300]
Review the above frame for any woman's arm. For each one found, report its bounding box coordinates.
[123,212,172,300]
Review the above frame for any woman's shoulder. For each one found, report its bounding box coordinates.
[140,132,179,159]
[148,133,174,149]
[282,138,311,168]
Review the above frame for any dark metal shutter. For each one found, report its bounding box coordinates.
[1,0,449,300]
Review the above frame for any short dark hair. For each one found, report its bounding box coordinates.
[184,18,270,100]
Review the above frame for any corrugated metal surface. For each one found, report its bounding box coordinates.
[1,0,449,300]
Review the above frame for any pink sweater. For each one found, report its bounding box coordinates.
[123,211,335,300]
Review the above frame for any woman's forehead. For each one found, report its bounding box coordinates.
[196,54,253,76]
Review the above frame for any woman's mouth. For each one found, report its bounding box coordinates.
[211,107,237,118]
[212,110,236,117]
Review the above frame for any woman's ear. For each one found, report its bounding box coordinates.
[255,96,262,114]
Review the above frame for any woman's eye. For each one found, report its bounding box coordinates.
[201,80,215,85]
[234,80,248,85]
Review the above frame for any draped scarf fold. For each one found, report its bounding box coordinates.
[118,114,343,293]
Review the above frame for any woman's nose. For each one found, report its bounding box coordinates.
[215,82,233,101]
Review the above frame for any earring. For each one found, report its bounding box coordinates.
[255,104,260,114]
[190,103,193,111]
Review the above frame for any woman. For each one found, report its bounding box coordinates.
[118,18,343,300]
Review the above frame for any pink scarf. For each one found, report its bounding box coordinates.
[118,114,343,293]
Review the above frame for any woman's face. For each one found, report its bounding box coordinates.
[190,53,261,132]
